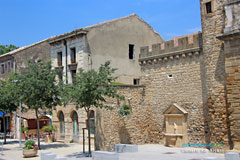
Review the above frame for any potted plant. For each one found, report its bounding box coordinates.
[22,127,29,140]
[23,140,38,158]
[42,125,55,143]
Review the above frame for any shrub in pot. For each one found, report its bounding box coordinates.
[23,140,38,158]
[42,125,55,143]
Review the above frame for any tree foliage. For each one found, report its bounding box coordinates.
[63,61,124,156]
[0,76,19,144]
[14,60,61,148]
[0,44,18,55]
[66,61,124,112]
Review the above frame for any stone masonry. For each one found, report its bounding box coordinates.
[200,0,229,147]
[217,0,240,150]
[139,33,206,145]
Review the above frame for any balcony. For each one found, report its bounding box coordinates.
[58,61,62,67]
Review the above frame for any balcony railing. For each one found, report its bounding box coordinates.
[58,61,62,66]
[71,58,76,64]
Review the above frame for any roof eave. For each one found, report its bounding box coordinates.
[48,30,88,44]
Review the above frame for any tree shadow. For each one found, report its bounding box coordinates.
[40,143,71,150]
[119,125,130,144]
[65,152,91,159]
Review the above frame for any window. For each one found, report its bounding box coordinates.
[71,70,76,83]
[6,116,10,132]
[71,111,79,136]
[129,44,134,59]
[1,64,4,74]
[89,110,95,135]
[58,70,63,81]
[57,52,62,66]
[7,61,11,72]
[205,2,212,14]
[133,79,140,85]
[168,74,173,79]
[70,48,76,63]
[59,111,65,134]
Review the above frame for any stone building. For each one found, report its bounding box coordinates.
[94,0,240,151]
[216,0,240,150]
[50,14,163,144]
[0,39,52,138]
[48,14,163,85]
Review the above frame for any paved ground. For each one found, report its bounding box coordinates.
[0,139,230,160]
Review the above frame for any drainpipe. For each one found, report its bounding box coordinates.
[64,40,68,84]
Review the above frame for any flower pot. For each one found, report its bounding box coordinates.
[23,149,38,158]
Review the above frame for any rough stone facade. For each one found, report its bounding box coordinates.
[0,39,51,138]
[95,86,151,151]
[139,33,206,145]
[217,0,240,150]
[52,105,89,144]
[200,0,229,147]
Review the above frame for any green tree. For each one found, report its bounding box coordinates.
[0,45,18,55]
[14,60,61,148]
[0,76,19,144]
[64,61,123,156]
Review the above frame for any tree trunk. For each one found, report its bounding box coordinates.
[3,114,6,144]
[35,109,40,149]
[87,112,91,157]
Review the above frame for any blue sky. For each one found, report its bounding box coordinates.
[0,0,201,47]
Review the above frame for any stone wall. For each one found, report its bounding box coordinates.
[138,33,206,146]
[95,86,154,151]
[52,105,88,143]
[94,34,207,151]
[216,0,240,150]
[200,0,229,147]
[223,38,240,150]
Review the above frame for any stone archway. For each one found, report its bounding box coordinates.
[57,111,65,140]
[70,110,79,142]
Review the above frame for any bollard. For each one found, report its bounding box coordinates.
[224,152,240,160]
[203,157,218,160]
[125,144,138,152]
[40,152,51,160]
[114,144,138,153]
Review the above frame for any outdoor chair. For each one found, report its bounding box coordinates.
[6,132,14,139]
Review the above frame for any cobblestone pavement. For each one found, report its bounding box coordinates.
[0,140,227,160]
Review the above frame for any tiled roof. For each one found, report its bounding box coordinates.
[0,37,55,59]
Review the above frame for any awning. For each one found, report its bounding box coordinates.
[0,112,8,117]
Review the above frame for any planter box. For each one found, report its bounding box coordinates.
[23,149,38,158]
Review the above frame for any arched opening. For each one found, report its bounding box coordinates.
[58,111,65,134]
[71,111,79,135]
[89,110,95,135]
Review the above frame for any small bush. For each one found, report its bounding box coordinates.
[70,139,74,143]
[24,140,38,150]
[42,125,55,132]
[119,104,131,117]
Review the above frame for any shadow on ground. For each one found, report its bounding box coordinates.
[1,140,25,145]
[66,152,90,159]
[40,143,71,150]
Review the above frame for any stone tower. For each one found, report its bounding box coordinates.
[200,0,231,148]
